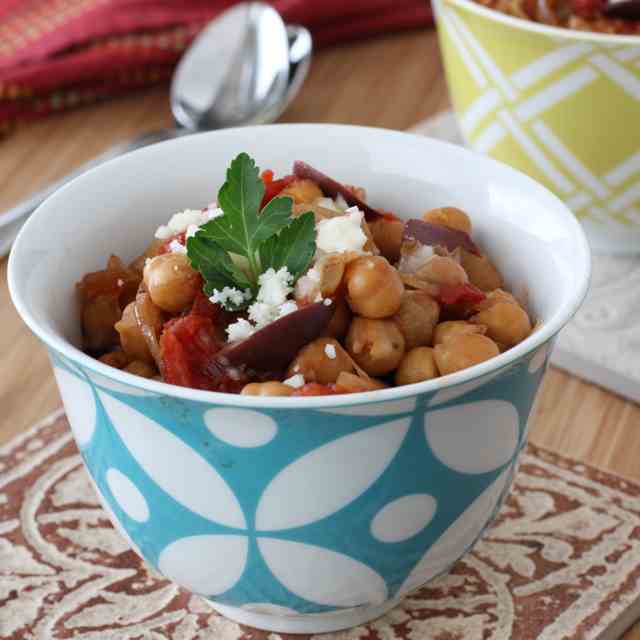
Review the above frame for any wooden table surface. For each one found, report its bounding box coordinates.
[1,27,639,639]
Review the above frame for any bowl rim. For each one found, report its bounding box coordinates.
[8,123,591,410]
[438,0,640,45]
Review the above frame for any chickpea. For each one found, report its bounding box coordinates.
[316,253,346,296]
[346,317,405,376]
[392,290,440,349]
[433,320,486,345]
[335,371,386,393]
[241,382,294,397]
[434,334,500,375]
[368,217,404,263]
[461,250,503,291]
[280,179,323,204]
[470,302,531,348]
[82,294,120,352]
[423,207,472,234]
[473,289,518,313]
[345,256,404,319]
[395,347,439,386]
[124,360,157,378]
[322,298,352,339]
[416,255,468,288]
[98,349,129,369]
[115,302,154,364]
[287,338,356,384]
[143,253,200,313]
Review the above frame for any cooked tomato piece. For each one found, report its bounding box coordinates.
[160,308,245,392]
[158,231,187,255]
[261,169,296,208]
[437,283,486,306]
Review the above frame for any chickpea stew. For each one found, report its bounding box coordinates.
[78,153,533,397]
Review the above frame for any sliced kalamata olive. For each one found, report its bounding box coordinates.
[603,0,640,18]
[292,161,383,221]
[404,219,481,256]
[216,301,335,375]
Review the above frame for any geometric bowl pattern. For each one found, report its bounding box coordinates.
[436,0,640,253]
[49,344,549,632]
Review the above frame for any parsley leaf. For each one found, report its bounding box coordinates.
[259,211,316,280]
[197,153,290,278]
[187,152,317,310]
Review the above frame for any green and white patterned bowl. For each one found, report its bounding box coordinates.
[435,0,640,254]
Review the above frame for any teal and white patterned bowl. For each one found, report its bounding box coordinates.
[8,125,590,633]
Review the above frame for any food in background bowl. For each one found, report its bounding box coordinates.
[436,0,640,254]
[78,153,532,396]
[475,0,640,33]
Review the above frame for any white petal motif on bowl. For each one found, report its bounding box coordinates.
[258,538,388,607]
[397,466,511,596]
[97,391,245,529]
[204,408,278,448]
[158,534,247,595]
[53,367,96,447]
[105,468,150,523]
[370,494,437,543]
[255,418,411,531]
[425,400,519,474]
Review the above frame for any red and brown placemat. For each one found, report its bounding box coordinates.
[2,410,640,639]
[0,0,432,128]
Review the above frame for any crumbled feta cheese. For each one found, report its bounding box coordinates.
[226,318,255,342]
[295,267,321,301]
[256,267,294,306]
[283,373,305,389]
[248,301,277,327]
[398,243,435,274]
[225,268,297,341]
[325,343,337,360]
[316,206,367,254]
[169,239,187,254]
[210,287,251,308]
[155,207,224,240]
[277,300,298,318]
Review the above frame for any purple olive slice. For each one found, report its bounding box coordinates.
[603,0,640,18]
[216,301,335,375]
[292,161,383,221]
[404,219,481,256]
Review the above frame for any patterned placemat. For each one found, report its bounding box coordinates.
[412,111,640,405]
[2,411,640,639]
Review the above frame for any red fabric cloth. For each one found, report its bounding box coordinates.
[0,0,432,126]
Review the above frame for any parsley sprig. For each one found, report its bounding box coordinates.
[187,153,316,310]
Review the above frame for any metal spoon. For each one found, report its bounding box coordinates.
[0,2,312,242]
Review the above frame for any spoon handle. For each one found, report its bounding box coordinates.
[1,128,189,230]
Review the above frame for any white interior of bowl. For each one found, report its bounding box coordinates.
[8,124,590,407]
